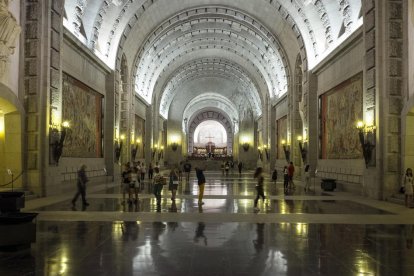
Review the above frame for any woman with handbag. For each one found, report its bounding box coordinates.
[403,168,414,208]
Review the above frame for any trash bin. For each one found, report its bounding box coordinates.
[321,178,336,191]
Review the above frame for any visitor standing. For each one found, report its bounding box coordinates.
[153,167,164,211]
[283,166,289,193]
[271,168,278,185]
[238,161,243,176]
[253,167,265,212]
[304,164,311,192]
[72,164,89,207]
[287,162,295,189]
[121,163,132,204]
[225,161,230,176]
[169,167,179,202]
[403,168,414,208]
[148,163,154,179]
[140,163,146,181]
[183,160,192,182]
[195,166,206,205]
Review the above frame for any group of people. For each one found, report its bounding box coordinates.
[71,161,414,211]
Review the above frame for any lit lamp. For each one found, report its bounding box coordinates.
[258,146,263,161]
[170,136,179,151]
[158,145,164,160]
[115,134,125,163]
[356,120,376,168]
[131,138,140,161]
[281,139,290,162]
[241,137,250,152]
[152,144,158,159]
[297,136,307,163]
[263,144,270,160]
[50,121,70,165]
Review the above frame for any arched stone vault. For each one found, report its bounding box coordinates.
[64,0,362,71]
[159,58,261,120]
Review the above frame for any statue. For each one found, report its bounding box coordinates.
[0,0,20,77]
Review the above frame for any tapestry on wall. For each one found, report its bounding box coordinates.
[321,73,363,159]
[277,116,287,160]
[62,73,103,158]
[135,115,145,159]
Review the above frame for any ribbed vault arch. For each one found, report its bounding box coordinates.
[159,58,261,119]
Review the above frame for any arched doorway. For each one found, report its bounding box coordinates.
[187,111,234,158]
[0,86,24,190]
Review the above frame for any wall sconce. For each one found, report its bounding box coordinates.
[263,145,270,160]
[50,121,70,165]
[356,121,376,168]
[152,144,158,159]
[281,139,290,162]
[115,134,125,163]
[131,138,140,161]
[297,136,307,163]
[242,142,249,152]
[257,146,263,161]
[171,142,179,151]
[158,145,164,160]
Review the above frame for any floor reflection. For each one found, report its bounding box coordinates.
[33,198,391,214]
[1,222,413,275]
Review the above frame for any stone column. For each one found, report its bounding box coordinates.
[363,0,404,199]
[306,72,318,178]
[24,0,64,196]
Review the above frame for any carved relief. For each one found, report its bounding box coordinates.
[0,0,20,77]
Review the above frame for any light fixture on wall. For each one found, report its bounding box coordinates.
[50,121,70,165]
[131,138,140,161]
[171,142,179,151]
[152,144,158,159]
[170,135,180,151]
[257,146,263,161]
[241,137,250,152]
[281,139,290,163]
[158,145,164,160]
[297,136,307,163]
[263,144,270,160]
[115,134,125,163]
[356,120,376,168]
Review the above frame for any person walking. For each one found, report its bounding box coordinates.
[195,166,206,205]
[253,167,265,212]
[403,168,414,208]
[238,161,243,176]
[72,164,89,207]
[225,161,230,176]
[169,167,179,202]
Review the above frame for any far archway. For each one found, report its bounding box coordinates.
[188,111,234,158]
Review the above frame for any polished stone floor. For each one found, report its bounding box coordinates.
[2,170,414,275]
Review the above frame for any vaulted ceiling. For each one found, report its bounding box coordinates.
[64,0,362,124]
